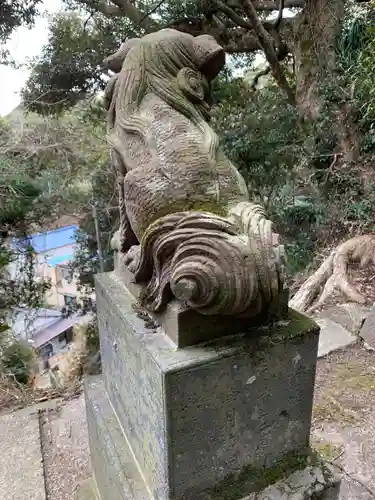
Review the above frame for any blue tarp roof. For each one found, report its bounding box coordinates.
[46,254,74,267]
[13,225,78,253]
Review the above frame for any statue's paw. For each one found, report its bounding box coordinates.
[124,245,141,273]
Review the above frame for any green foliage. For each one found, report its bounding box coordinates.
[212,76,300,201]
[1,340,36,384]
[337,8,375,145]
[0,0,41,48]
[70,168,118,300]
[22,11,132,113]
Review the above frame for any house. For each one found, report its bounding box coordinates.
[11,223,87,309]
[9,307,86,372]
[7,221,95,372]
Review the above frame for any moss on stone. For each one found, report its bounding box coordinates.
[312,441,344,462]
[205,448,317,499]
[249,308,319,348]
[144,199,228,230]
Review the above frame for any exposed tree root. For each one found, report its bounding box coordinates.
[289,235,375,313]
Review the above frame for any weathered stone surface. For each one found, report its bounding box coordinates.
[92,272,320,499]
[115,260,289,347]
[359,303,375,349]
[315,318,357,358]
[85,376,150,500]
[243,464,340,499]
[106,29,286,320]
[86,378,341,500]
[0,410,46,500]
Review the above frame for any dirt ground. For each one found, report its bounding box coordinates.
[312,343,375,499]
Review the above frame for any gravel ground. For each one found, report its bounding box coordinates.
[40,394,90,500]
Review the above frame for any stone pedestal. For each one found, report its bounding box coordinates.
[85,272,340,499]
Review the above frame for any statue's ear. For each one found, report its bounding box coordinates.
[193,35,225,81]
[102,38,139,73]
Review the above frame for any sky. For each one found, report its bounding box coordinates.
[0,2,294,117]
[0,0,62,116]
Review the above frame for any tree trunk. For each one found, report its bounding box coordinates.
[290,235,375,313]
[293,0,361,161]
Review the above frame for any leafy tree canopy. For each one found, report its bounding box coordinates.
[0,0,42,62]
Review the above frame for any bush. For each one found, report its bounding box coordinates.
[1,341,37,384]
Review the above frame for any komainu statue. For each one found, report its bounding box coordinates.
[104,29,286,318]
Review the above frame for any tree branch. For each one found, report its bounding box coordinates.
[273,0,285,29]
[77,0,123,17]
[211,0,253,30]
[78,0,159,31]
[250,65,271,89]
[253,0,304,9]
[111,0,159,30]
[240,0,296,104]
[231,0,304,10]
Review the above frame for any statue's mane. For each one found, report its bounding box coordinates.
[107,29,218,164]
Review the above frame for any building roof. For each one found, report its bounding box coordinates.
[9,308,86,348]
[12,225,78,254]
[32,313,84,348]
[10,308,61,339]
[46,254,74,267]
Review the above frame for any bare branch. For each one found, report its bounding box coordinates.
[235,0,304,10]
[77,0,123,17]
[110,0,158,29]
[273,0,284,29]
[77,0,159,31]
[211,1,253,30]
[240,0,295,104]
[250,65,271,89]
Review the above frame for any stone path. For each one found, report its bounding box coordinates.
[313,303,372,358]
[0,396,91,500]
[40,395,90,500]
[0,409,46,500]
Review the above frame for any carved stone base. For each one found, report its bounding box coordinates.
[85,377,340,500]
[114,252,289,347]
[84,272,341,499]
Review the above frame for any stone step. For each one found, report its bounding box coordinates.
[359,303,375,349]
[315,317,358,358]
[316,304,371,334]
[0,409,46,500]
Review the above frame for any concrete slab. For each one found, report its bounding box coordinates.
[359,304,375,349]
[0,411,46,500]
[317,304,371,334]
[316,318,357,358]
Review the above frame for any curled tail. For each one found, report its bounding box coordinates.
[133,203,285,317]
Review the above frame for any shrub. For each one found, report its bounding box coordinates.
[1,341,37,384]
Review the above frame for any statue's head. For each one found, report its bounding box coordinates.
[104,29,225,81]
[104,29,225,124]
